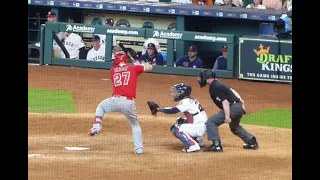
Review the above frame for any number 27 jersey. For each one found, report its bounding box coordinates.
[110,64,144,99]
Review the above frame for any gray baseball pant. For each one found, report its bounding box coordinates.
[96,96,143,154]
[206,102,253,144]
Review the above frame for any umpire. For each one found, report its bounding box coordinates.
[198,70,259,152]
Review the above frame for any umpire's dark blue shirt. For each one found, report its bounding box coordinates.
[140,52,164,65]
[175,56,203,68]
[209,80,240,109]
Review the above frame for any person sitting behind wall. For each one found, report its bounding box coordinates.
[86,35,105,62]
[140,43,164,66]
[192,0,213,5]
[213,45,228,71]
[246,0,266,9]
[175,45,203,68]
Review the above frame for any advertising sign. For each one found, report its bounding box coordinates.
[239,38,292,83]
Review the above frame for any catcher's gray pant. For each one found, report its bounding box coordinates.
[206,102,253,144]
[96,96,143,153]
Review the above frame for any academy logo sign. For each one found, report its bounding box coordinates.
[106,29,139,36]
[66,25,95,33]
[152,30,183,39]
[194,35,227,42]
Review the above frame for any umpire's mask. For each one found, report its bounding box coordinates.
[198,70,216,88]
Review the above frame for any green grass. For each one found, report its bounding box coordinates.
[28,88,76,113]
[242,109,292,129]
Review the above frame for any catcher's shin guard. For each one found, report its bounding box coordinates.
[171,125,196,148]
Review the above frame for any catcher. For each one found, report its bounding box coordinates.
[147,83,208,153]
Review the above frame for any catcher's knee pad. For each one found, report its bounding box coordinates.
[171,125,195,147]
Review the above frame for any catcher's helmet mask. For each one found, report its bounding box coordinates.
[171,83,192,102]
[198,70,216,88]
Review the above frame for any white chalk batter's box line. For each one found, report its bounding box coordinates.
[28,154,41,158]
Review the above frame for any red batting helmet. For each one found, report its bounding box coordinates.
[113,52,128,66]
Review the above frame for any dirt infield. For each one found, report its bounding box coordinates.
[28,65,292,180]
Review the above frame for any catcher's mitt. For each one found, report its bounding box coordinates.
[147,101,159,116]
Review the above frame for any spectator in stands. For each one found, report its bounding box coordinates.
[171,0,192,4]
[138,0,160,2]
[282,0,292,11]
[192,0,213,5]
[213,45,228,71]
[214,0,224,5]
[221,0,237,7]
[175,45,203,68]
[246,0,266,9]
[86,35,105,62]
[232,0,244,7]
[262,0,283,9]
[140,43,164,66]
[215,0,243,7]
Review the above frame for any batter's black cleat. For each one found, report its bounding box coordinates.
[243,137,259,150]
[203,144,223,152]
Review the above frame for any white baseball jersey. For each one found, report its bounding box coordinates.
[61,33,85,59]
[96,34,117,46]
[176,98,208,124]
[86,46,106,62]
[52,31,65,51]
[174,97,208,139]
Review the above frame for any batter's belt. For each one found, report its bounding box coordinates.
[112,94,135,100]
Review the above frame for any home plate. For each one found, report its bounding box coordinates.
[28,154,41,158]
[65,147,90,151]
[101,79,110,81]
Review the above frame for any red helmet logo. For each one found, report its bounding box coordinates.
[113,52,128,66]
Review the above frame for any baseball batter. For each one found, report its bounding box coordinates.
[152,83,208,153]
[86,35,105,62]
[60,32,86,59]
[88,52,154,154]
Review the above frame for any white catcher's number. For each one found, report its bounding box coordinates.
[189,99,205,112]
[113,72,131,87]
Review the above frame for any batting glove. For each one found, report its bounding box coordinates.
[88,123,102,136]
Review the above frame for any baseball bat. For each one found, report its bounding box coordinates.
[117,42,140,64]
[53,32,70,58]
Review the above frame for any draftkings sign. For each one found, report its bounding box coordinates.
[238,38,292,83]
